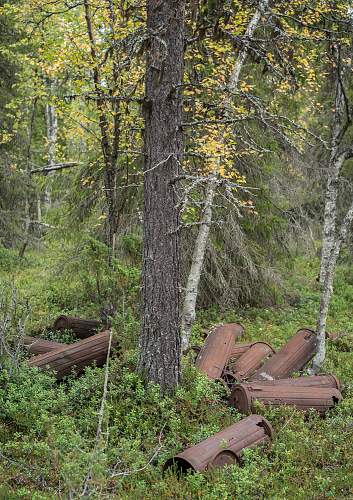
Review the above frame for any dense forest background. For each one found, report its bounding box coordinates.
[1,0,353,498]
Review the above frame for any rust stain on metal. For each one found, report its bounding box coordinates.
[230,342,275,381]
[245,374,340,391]
[53,315,102,339]
[22,336,66,355]
[29,330,114,380]
[195,323,245,379]
[250,329,317,381]
[164,414,273,473]
[230,383,342,415]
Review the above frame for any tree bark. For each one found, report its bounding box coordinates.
[313,197,353,371]
[320,52,346,283]
[181,0,270,350]
[44,81,58,208]
[138,0,185,393]
[83,0,120,253]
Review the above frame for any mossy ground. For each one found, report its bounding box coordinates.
[0,243,352,499]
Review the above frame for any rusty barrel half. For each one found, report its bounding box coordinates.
[164,414,273,473]
[22,336,66,355]
[250,329,317,381]
[245,374,340,391]
[29,330,114,380]
[230,342,275,380]
[230,383,342,415]
[53,315,101,339]
[195,323,245,380]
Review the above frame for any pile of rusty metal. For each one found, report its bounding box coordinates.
[193,323,342,415]
[23,316,112,380]
[164,323,343,474]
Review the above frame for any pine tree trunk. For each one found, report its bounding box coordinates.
[138,0,185,393]
[181,0,269,350]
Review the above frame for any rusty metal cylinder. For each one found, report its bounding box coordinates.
[29,330,114,380]
[250,329,317,381]
[53,315,101,339]
[246,374,340,391]
[230,383,342,415]
[22,336,66,355]
[195,323,245,379]
[164,414,273,473]
[230,342,275,380]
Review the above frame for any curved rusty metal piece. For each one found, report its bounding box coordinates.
[53,315,102,339]
[230,342,275,380]
[29,330,115,380]
[22,336,66,355]
[164,414,273,473]
[195,323,245,380]
[245,374,340,391]
[230,383,342,415]
[250,329,317,381]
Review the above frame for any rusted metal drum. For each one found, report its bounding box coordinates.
[22,336,66,355]
[250,329,317,381]
[247,374,340,391]
[230,342,275,380]
[164,414,273,473]
[228,342,255,360]
[53,315,101,339]
[195,323,245,379]
[230,384,342,415]
[29,330,114,380]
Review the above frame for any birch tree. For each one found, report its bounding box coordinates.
[181,0,270,351]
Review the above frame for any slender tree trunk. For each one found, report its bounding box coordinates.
[84,0,119,253]
[181,0,269,350]
[139,0,185,393]
[320,60,345,282]
[313,198,353,371]
[44,82,58,208]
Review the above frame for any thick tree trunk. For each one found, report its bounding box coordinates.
[139,0,185,393]
[313,198,353,371]
[181,0,269,350]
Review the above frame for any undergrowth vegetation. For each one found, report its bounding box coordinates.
[0,243,353,499]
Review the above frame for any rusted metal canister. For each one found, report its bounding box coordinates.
[230,384,342,415]
[53,315,101,339]
[164,414,273,473]
[246,374,340,391]
[250,329,317,381]
[29,330,114,379]
[195,323,245,379]
[22,336,66,355]
[230,342,275,380]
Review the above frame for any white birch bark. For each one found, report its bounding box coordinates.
[44,83,58,208]
[313,197,353,371]
[181,0,270,351]
[320,51,346,283]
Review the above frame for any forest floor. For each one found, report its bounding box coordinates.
[0,243,353,499]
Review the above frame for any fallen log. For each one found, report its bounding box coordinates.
[29,330,114,380]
